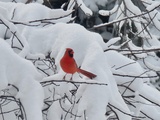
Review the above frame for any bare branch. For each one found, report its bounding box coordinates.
[40,79,108,86]
[108,103,145,119]
[104,47,160,54]
[113,73,157,79]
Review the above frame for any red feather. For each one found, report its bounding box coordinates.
[60,48,97,80]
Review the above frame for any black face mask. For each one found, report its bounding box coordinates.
[68,50,73,57]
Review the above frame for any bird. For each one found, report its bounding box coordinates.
[60,48,97,80]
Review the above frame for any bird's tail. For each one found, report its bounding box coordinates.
[77,68,97,79]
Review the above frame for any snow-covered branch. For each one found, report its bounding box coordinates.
[92,3,160,29]
[1,1,160,120]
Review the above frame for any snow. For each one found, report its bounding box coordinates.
[0,0,43,4]
[1,1,160,120]
[0,11,30,57]
[0,39,44,120]
[99,4,118,16]
[146,2,160,30]
[124,0,142,15]
[83,0,108,12]
[105,37,121,47]
[76,0,93,16]
[0,1,73,34]
[22,22,132,120]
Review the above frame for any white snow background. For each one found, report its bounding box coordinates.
[0,1,160,120]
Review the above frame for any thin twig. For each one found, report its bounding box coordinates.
[113,73,157,79]
[40,80,108,86]
[108,103,145,119]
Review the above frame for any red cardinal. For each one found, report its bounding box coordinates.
[60,48,97,80]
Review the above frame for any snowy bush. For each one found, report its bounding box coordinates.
[0,1,160,120]
[97,0,160,87]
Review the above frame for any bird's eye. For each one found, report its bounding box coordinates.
[68,50,73,57]
[69,50,72,53]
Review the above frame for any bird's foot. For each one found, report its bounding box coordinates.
[70,74,73,80]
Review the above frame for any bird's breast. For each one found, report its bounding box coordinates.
[60,57,77,74]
